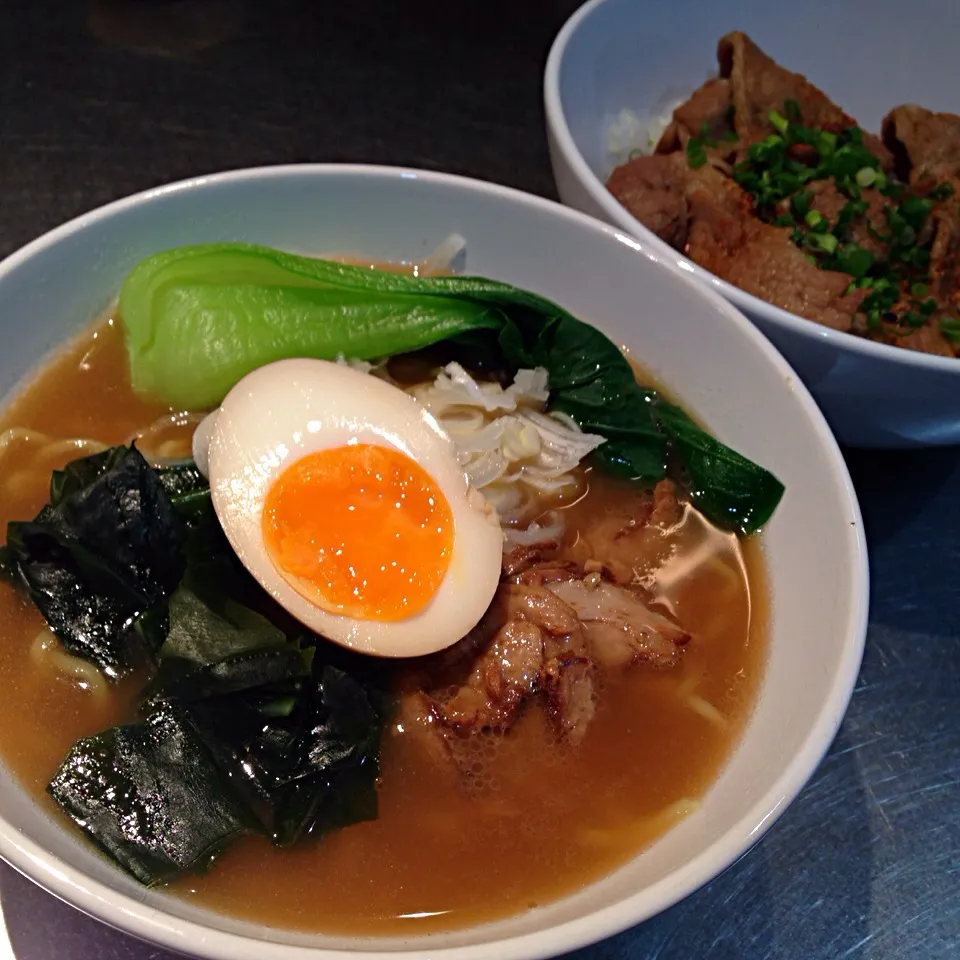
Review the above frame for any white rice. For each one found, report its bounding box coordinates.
[606,107,675,167]
[605,84,704,170]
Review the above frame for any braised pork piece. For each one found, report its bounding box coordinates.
[608,31,960,358]
[398,480,691,776]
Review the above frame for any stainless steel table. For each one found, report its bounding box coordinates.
[1,2,957,957]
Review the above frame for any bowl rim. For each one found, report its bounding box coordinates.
[0,162,869,960]
[543,0,960,376]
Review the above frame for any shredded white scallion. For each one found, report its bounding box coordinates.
[502,510,566,548]
[334,353,377,375]
[408,363,605,543]
[412,362,550,415]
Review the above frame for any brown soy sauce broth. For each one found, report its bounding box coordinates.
[0,318,767,935]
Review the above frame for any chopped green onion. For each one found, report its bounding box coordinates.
[860,286,899,323]
[815,130,838,156]
[808,233,839,254]
[791,191,812,218]
[940,317,960,343]
[723,101,946,336]
[833,199,869,239]
[768,110,789,136]
[834,244,875,278]
[899,195,932,229]
[686,137,707,169]
[900,246,930,270]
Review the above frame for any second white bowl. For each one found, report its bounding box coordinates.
[544,0,960,448]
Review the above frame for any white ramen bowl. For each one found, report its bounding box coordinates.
[544,0,960,448]
[0,166,867,959]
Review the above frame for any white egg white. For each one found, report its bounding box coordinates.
[199,358,504,658]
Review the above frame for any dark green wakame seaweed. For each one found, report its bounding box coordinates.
[2,445,386,886]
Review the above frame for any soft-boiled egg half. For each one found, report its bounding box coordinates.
[194,358,504,658]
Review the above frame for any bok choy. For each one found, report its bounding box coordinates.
[119,243,784,534]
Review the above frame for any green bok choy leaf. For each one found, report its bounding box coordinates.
[119,243,783,533]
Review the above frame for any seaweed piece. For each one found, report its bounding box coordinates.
[161,586,287,666]
[190,665,384,845]
[48,698,249,886]
[49,616,384,882]
[23,446,387,885]
[2,446,185,674]
[3,520,164,674]
[54,446,185,600]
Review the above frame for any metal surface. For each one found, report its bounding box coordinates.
[1,2,958,957]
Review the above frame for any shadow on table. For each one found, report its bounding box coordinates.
[560,722,876,960]
[843,445,959,547]
[86,0,245,58]
[844,444,960,639]
[0,864,184,960]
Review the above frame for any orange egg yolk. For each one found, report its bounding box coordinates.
[262,444,454,621]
